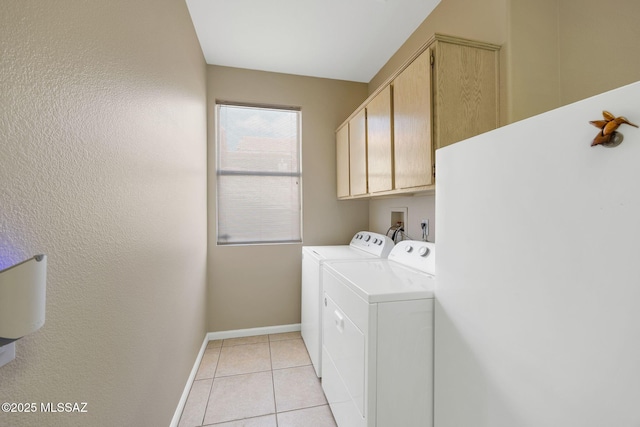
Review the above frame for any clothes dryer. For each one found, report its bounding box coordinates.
[321,240,435,427]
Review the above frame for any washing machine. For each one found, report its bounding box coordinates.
[321,240,435,427]
[301,231,394,378]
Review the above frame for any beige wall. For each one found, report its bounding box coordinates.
[369,0,508,96]
[0,1,207,426]
[507,0,561,122]
[506,0,640,121]
[558,0,640,105]
[207,66,369,332]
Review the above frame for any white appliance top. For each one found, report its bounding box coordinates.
[323,240,435,303]
[303,231,394,260]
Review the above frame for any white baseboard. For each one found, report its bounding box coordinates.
[170,323,301,426]
[170,335,209,427]
[207,323,301,341]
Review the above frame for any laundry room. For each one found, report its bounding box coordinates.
[1,0,640,426]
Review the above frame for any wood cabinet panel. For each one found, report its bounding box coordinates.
[433,42,499,150]
[393,49,433,190]
[366,86,393,193]
[349,109,367,196]
[336,124,350,198]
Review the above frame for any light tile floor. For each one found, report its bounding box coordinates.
[178,332,337,427]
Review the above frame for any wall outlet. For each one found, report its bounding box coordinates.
[420,219,429,241]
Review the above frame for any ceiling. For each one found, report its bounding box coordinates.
[185,0,441,83]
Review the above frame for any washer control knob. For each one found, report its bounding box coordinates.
[364,235,371,242]
[405,245,413,253]
[377,240,383,246]
[372,238,379,244]
[419,247,430,257]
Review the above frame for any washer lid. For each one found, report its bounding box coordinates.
[323,258,434,303]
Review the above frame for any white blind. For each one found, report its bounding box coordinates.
[216,103,302,245]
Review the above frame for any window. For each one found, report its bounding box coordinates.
[216,102,302,245]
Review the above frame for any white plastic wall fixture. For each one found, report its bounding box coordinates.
[0,255,47,342]
[0,342,16,368]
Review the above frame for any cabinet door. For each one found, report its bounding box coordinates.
[432,41,499,150]
[349,109,367,196]
[336,125,350,198]
[393,49,433,189]
[367,85,393,193]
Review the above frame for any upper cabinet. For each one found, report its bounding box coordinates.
[336,34,500,199]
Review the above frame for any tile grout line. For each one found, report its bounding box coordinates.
[269,334,280,427]
[199,342,221,427]
[276,402,330,414]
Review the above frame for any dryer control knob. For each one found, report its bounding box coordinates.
[364,235,371,242]
[405,245,413,253]
[419,247,430,257]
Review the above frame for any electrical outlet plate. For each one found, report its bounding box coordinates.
[420,219,430,241]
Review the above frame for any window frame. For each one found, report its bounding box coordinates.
[214,100,303,246]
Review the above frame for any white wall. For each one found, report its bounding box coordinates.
[0,1,207,425]
[435,82,640,426]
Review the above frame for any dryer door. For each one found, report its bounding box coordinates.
[322,292,366,427]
